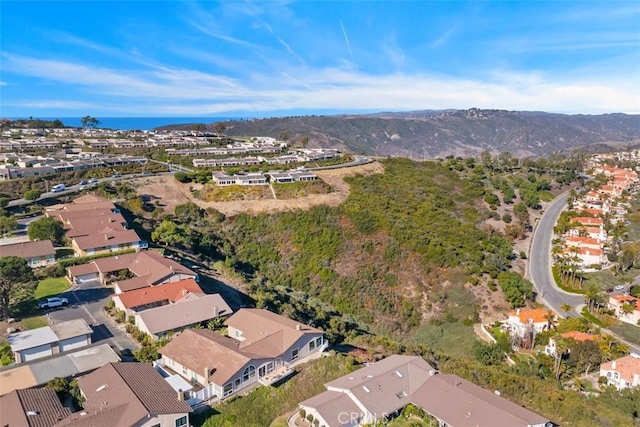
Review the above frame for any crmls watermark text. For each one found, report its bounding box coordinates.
[337,412,389,424]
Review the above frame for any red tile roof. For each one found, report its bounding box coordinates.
[115,278,203,309]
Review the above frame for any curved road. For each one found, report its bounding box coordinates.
[529,193,640,354]
[528,193,583,315]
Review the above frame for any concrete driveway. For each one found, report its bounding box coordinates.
[45,279,138,353]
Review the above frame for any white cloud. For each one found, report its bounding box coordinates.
[3,52,639,115]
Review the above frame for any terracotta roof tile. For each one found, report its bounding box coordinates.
[601,355,640,384]
[115,278,202,309]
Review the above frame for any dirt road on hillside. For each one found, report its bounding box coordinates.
[134,162,384,216]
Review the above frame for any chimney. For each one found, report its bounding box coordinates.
[296,324,302,331]
[204,366,210,379]
[612,361,617,369]
[213,306,219,317]
[516,308,520,315]
[177,389,184,401]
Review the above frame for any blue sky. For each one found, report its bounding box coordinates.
[1,0,639,117]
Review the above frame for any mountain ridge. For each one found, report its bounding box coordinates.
[157,108,640,158]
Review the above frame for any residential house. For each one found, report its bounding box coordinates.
[506,308,556,338]
[70,229,147,257]
[0,240,56,268]
[54,362,193,427]
[157,309,327,403]
[544,331,596,358]
[608,295,640,325]
[112,278,203,315]
[0,388,71,427]
[45,194,147,257]
[0,343,120,397]
[600,353,640,390]
[8,319,92,363]
[66,250,198,291]
[299,355,552,427]
[134,293,232,340]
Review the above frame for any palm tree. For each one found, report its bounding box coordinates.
[584,285,600,313]
[620,302,635,318]
[544,309,556,330]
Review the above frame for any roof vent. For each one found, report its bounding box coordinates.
[395,371,404,378]
[362,386,371,393]
[96,384,108,392]
[26,411,39,416]
[494,390,501,396]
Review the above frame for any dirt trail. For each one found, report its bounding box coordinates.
[134,162,384,216]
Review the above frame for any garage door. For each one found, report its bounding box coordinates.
[22,344,53,362]
[76,273,99,283]
[59,335,89,353]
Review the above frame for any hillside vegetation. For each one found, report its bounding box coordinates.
[222,158,513,339]
[181,109,640,158]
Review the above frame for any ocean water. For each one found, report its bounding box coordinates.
[11,117,239,131]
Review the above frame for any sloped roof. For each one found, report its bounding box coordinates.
[601,354,640,383]
[0,240,55,259]
[227,308,323,354]
[72,229,141,250]
[135,293,231,335]
[508,308,554,324]
[412,373,550,427]
[299,390,362,427]
[159,329,262,386]
[561,331,596,342]
[57,362,192,427]
[326,355,434,417]
[0,388,71,427]
[115,278,203,309]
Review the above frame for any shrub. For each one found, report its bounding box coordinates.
[299,409,306,420]
[174,172,191,183]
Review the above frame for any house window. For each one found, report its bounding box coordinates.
[182,366,189,376]
[291,348,299,361]
[223,383,233,396]
[267,362,274,373]
[243,365,256,382]
[235,330,241,338]
[259,365,266,377]
[150,424,161,427]
[309,340,316,350]
[234,378,241,389]
[175,416,188,427]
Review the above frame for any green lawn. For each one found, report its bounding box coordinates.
[21,316,49,330]
[35,277,70,299]
[609,323,640,347]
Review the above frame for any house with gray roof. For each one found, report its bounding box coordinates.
[134,293,232,340]
[299,355,553,427]
[7,319,92,363]
[0,343,120,397]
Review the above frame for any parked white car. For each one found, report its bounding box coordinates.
[614,285,625,291]
[38,297,69,309]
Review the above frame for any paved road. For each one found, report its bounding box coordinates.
[528,193,583,315]
[45,279,138,352]
[7,173,159,208]
[529,193,640,354]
